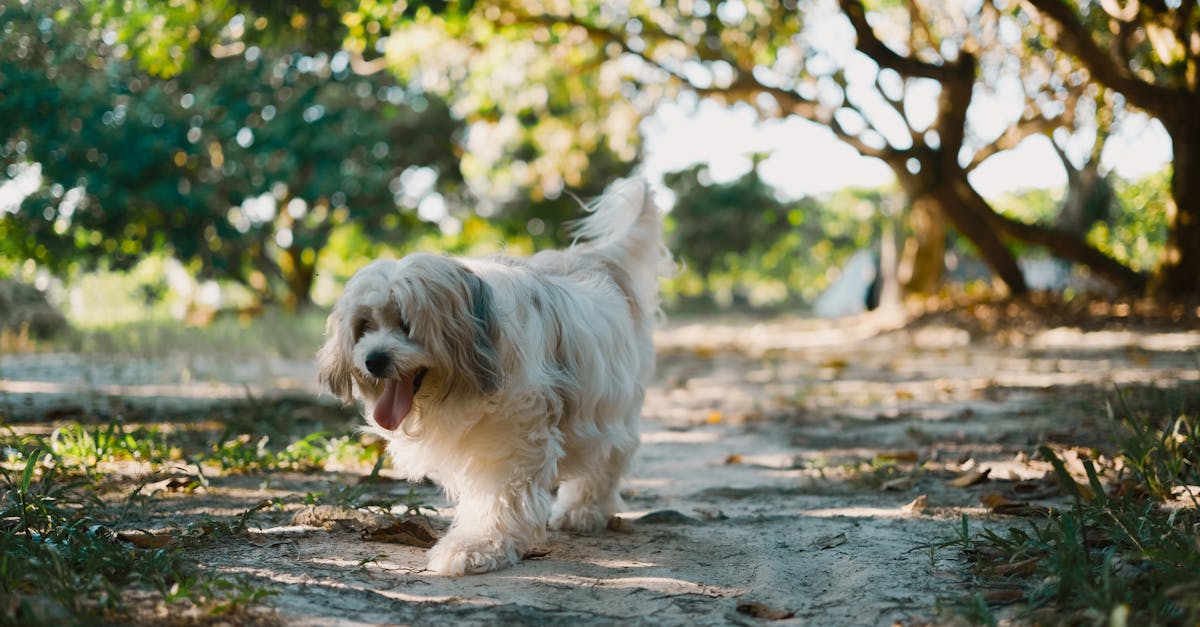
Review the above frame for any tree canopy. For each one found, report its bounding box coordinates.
[1,0,1194,307]
[0,1,464,307]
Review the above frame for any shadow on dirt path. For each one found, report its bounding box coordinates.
[2,313,1198,624]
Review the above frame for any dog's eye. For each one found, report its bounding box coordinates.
[379,301,410,336]
[352,317,375,341]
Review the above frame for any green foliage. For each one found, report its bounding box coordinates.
[0,450,271,624]
[0,390,392,623]
[1090,167,1170,273]
[205,430,379,474]
[988,188,1063,226]
[0,1,463,306]
[665,162,885,307]
[940,386,1200,624]
[49,422,180,466]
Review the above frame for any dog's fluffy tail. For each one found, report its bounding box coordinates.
[570,176,671,321]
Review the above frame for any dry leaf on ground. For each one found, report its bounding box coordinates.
[1009,477,1060,500]
[638,509,699,525]
[993,557,1040,577]
[983,588,1024,604]
[902,495,928,513]
[877,450,919,463]
[361,516,438,548]
[522,548,551,559]
[948,468,991,488]
[145,476,200,493]
[606,515,634,534]
[882,477,916,491]
[981,493,1052,517]
[117,531,176,549]
[736,600,795,620]
[811,532,848,550]
[291,505,390,530]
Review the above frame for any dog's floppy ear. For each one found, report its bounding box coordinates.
[316,305,355,403]
[460,269,503,395]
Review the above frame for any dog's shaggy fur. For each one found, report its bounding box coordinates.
[317,178,668,575]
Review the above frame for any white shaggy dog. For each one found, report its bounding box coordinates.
[317,178,667,575]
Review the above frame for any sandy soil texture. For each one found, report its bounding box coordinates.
[3,313,1198,625]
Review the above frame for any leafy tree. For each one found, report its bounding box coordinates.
[29,0,1181,299]
[666,156,791,279]
[665,159,882,305]
[0,2,463,308]
[1018,0,1198,297]
[339,0,1145,295]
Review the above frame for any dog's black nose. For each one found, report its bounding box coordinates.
[365,352,390,377]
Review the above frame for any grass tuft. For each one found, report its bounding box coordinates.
[940,385,1200,624]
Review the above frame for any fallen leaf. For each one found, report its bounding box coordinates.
[606,515,634,534]
[993,557,1040,577]
[902,495,929,513]
[523,548,551,559]
[736,601,795,620]
[981,493,1052,517]
[291,505,389,530]
[882,477,916,491]
[724,454,743,465]
[948,468,991,488]
[877,450,919,463]
[820,358,848,370]
[247,535,296,549]
[706,410,723,424]
[894,390,915,400]
[1009,478,1059,500]
[693,507,728,521]
[145,476,200,493]
[637,510,699,525]
[811,532,848,550]
[361,516,438,548]
[117,531,176,549]
[983,588,1024,604]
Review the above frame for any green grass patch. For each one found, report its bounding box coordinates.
[0,396,393,625]
[941,386,1200,624]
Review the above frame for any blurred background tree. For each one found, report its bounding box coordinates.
[0,0,1190,330]
[0,1,463,310]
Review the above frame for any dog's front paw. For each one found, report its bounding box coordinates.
[426,537,519,576]
[549,503,607,534]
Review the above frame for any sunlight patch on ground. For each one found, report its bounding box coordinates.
[640,429,722,444]
[510,573,744,598]
[1031,328,1200,351]
[801,505,932,519]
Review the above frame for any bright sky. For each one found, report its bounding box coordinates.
[640,95,1173,202]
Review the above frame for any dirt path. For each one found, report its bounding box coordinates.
[3,314,1198,624]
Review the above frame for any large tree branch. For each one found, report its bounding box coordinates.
[956,176,1147,292]
[1020,0,1180,115]
[964,83,1079,174]
[839,0,962,82]
[965,114,1058,174]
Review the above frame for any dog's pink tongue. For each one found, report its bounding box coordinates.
[373,375,415,431]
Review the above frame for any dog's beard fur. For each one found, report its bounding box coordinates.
[317,178,669,575]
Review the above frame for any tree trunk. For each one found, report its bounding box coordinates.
[940,179,1029,296]
[1057,162,1113,233]
[1152,116,1200,298]
[280,245,316,311]
[897,196,946,294]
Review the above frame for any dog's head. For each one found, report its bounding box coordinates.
[317,254,503,433]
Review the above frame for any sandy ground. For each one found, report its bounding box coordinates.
[3,313,1199,625]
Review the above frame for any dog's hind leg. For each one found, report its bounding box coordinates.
[550,399,640,534]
